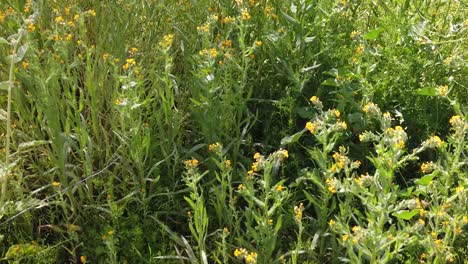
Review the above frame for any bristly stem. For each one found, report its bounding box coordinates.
[1,38,17,205]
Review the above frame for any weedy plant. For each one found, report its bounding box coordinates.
[0,0,466,263]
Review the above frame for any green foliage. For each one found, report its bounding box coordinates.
[0,0,466,263]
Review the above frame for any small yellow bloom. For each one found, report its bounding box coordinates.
[237,184,244,191]
[184,159,199,168]
[275,184,284,192]
[255,40,262,47]
[245,251,257,263]
[455,186,464,194]
[108,230,114,236]
[436,85,448,96]
[80,255,86,263]
[27,23,36,32]
[225,160,231,168]
[103,53,110,61]
[252,152,260,161]
[328,219,336,226]
[52,181,61,187]
[241,8,251,20]
[66,34,73,41]
[305,121,316,134]
[88,9,96,16]
[294,203,304,221]
[55,16,64,23]
[342,234,349,242]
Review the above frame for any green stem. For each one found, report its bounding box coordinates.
[1,40,18,205]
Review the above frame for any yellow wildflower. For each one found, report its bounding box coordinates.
[52,181,61,187]
[245,251,257,263]
[294,203,304,221]
[55,16,64,23]
[305,121,316,134]
[80,255,86,263]
[241,8,251,20]
[184,159,199,168]
[255,40,262,47]
[436,85,448,96]
[275,184,284,192]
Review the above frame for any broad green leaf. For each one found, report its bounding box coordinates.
[281,130,304,145]
[321,78,339,87]
[0,81,9,91]
[392,209,419,220]
[415,87,436,96]
[364,28,383,40]
[0,37,9,45]
[415,173,436,186]
[14,44,29,63]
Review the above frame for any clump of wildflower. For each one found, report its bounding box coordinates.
[87,9,96,16]
[163,34,174,46]
[309,96,323,109]
[234,247,248,258]
[350,30,359,38]
[199,48,218,58]
[245,251,257,263]
[332,152,349,170]
[354,173,372,187]
[241,8,251,20]
[305,121,316,134]
[27,23,36,32]
[362,102,381,116]
[422,135,444,149]
[55,16,64,23]
[221,16,234,24]
[359,131,377,142]
[208,142,222,152]
[184,159,199,168]
[326,178,338,193]
[122,58,136,70]
[277,148,288,161]
[294,203,304,222]
[355,45,364,55]
[436,85,449,96]
[197,23,210,33]
[449,115,464,130]
[275,184,284,192]
[420,161,435,174]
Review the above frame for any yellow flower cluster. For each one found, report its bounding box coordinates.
[305,121,316,134]
[294,202,304,221]
[208,142,221,152]
[436,85,448,96]
[199,48,218,57]
[184,159,199,168]
[420,161,434,174]
[234,248,257,263]
[423,135,444,148]
[122,58,136,70]
[197,23,210,32]
[241,8,251,20]
[326,178,337,193]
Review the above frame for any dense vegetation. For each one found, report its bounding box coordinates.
[0,0,467,263]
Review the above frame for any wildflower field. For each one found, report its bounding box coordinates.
[0,0,467,263]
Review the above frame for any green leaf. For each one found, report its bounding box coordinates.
[0,37,9,45]
[415,87,436,96]
[364,28,383,40]
[415,173,436,186]
[321,78,339,87]
[281,130,304,145]
[392,209,419,220]
[0,81,9,91]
